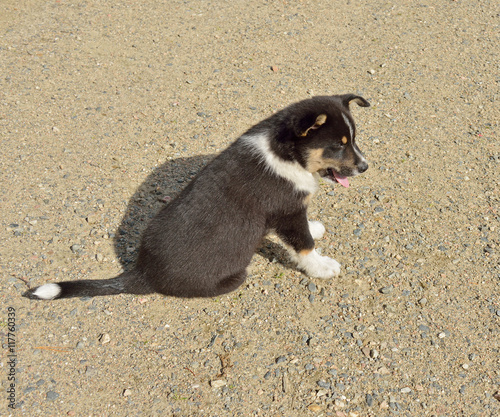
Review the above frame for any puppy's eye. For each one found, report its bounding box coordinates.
[332,142,345,149]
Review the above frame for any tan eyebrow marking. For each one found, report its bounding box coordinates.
[342,136,348,144]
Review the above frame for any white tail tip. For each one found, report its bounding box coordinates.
[32,283,61,300]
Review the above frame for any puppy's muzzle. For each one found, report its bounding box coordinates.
[357,160,368,173]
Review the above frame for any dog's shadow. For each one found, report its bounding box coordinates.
[114,154,292,271]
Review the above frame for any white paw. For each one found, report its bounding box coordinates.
[308,221,326,240]
[296,249,341,279]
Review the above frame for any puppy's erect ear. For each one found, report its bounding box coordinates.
[299,114,327,137]
[340,94,370,108]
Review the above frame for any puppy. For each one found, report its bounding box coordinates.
[23,94,370,300]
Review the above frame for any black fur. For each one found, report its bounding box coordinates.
[22,94,370,300]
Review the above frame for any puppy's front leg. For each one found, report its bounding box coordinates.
[276,213,340,279]
[308,220,326,240]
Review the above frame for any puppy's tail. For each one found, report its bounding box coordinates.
[22,270,151,300]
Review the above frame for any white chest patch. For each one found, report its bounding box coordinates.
[241,133,318,194]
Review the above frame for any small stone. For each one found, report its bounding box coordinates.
[99,333,111,344]
[401,387,411,393]
[377,366,391,375]
[307,282,317,293]
[70,244,82,253]
[86,213,98,224]
[379,285,393,294]
[210,379,226,388]
[52,126,60,133]
[418,325,430,333]
[493,391,500,402]
[95,253,104,262]
[46,391,59,400]
[335,382,345,391]
[418,298,428,306]
[308,404,322,412]
[282,374,288,393]
[361,347,371,357]
[122,389,132,397]
[334,399,346,407]
[317,380,330,389]
[316,389,328,397]
[276,356,287,364]
[366,393,374,406]
[370,349,379,359]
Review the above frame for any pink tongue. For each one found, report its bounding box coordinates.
[333,172,349,188]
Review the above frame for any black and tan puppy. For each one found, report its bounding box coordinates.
[23,94,370,300]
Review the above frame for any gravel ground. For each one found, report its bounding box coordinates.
[1,0,499,416]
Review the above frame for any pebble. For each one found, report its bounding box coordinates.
[46,391,59,400]
[366,393,374,406]
[210,379,226,388]
[316,389,328,397]
[379,285,393,294]
[438,330,451,338]
[418,325,430,333]
[307,282,317,293]
[401,387,412,393]
[70,244,82,253]
[99,333,111,344]
[308,404,322,412]
[122,389,132,397]
[493,391,500,402]
[376,366,391,375]
[317,380,330,389]
[275,355,287,364]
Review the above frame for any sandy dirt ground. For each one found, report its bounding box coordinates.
[1,0,499,416]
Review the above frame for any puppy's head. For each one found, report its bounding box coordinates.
[292,94,370,188]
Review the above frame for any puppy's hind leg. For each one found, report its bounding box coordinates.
[212,270,247,297]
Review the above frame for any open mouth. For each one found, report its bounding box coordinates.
[319,168,349,188]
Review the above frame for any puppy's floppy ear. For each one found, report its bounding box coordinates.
[340,94,370,108]
[295,114,327,137]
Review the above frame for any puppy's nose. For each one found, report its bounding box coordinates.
[357,160,368,173]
